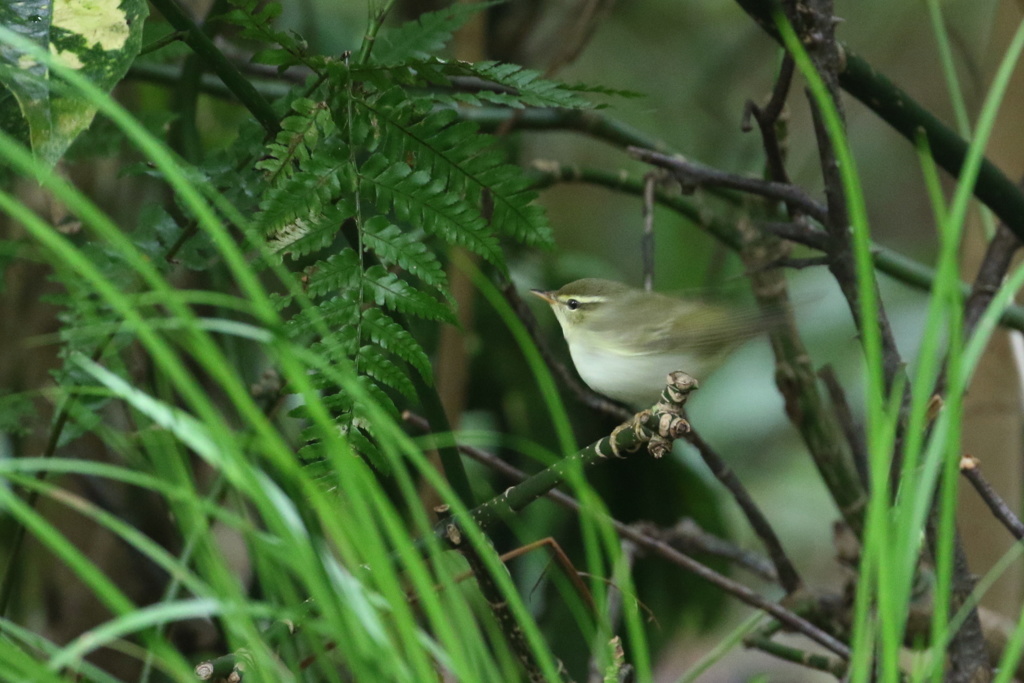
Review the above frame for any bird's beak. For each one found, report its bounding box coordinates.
[530,289,555,304]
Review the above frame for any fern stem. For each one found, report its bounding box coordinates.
[355,0,399,65]
[344,52,366,351]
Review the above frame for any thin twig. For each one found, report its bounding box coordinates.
[626,147,828,224]
[818,365,869,489]
[738,219,867,537]
[960,455,1024,540]
[461,90,1024,243]
[587,539,637,683]
[684,425,803,593]
[807,87,906,405]
[139,29,188,56]
[757,53,795,124]
[618,519,850,659]
[926,189,1022,682]
[761,256,830,270]
[756,221,829,250]
[782,0,986,675]
[168,0,231,163]
[963,224,1022,337]
[631,520,777,583]
[734,21,881,553]
[743,53,795,189]
[744,633,848,678]
[642,172,657,291]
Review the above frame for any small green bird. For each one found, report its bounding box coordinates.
[532,278,764,407]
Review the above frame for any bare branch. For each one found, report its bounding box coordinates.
[626,147,828,224]
[960,454,1024,541]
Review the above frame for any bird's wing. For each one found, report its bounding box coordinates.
[590,299,766,356]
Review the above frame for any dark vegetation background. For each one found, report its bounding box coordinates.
[2,0,1024,681]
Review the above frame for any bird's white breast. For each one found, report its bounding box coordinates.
[568,342,699,408]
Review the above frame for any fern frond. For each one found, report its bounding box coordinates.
[303,249,361,299]
[295,409,385,473]
[255,98,333,182]
[353,376,399,420]
[206,10,588,476]
[303,251,453,323]
[255,167,346,234]
[285,293,359,339]
[351,58,596,110]
[254,101,351,248]
[345,427,385,470]
[441,60,596,110]
[362,266,454,323]
[221,1,320,70]
[361,307,432,381]
[308,326,360,365]
[295,384,393,472]
[371,3,494,64]
[361,215,448,290]
[354,89,553,247]
[266,200,352,259]
[562,81,646,99]
[356,345,417,400]
[359,157,504,267]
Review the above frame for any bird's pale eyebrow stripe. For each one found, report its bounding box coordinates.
[557,295,607,305]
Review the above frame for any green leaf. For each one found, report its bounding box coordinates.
[352,58,597,110]
[0,0,52,149]
[294,390,392,473]
[345,426,385,472]
[303,251,453,322]
[562,80,646,99]
[255,109,355,255]
[0,0,149,166]
[71,353,220,465]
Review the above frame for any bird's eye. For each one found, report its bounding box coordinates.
[566,299,581,310]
